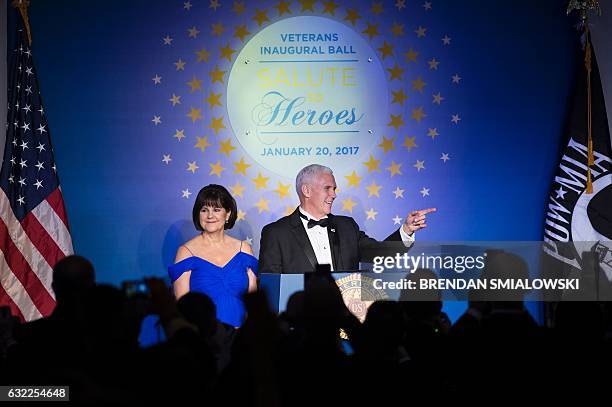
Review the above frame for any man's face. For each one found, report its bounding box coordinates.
[303,172,337,218]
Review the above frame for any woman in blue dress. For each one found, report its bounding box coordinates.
[169,184,257,327]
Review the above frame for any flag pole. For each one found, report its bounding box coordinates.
[11,0,32,46]
[566,0,601,194]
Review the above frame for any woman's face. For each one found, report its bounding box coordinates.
[199,205,230,233]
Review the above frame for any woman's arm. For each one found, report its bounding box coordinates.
[173,246,192,300]
[242,241,258,293]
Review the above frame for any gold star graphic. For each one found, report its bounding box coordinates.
[273,182,291,199]
[371,2,383,15]
[365,208,378,220]
[234,24,251,42]
[284,205,296,216]
[233,1,246,15]
[344,9,361,25]
[194,135,212,152]
[208,116,226,135]
[298,0,316,12]
[341,197,357,213]
[206,92,222,109]
[212,22,225,37]
[432,92,445,105]
[195,48,210,63]
[233,157,251,176]
[362,22,380,40]
[236,209,246,221]
[411,106,426,123]
[219,43,236,62]
[169,94,181,106]
[411,76,427,93]
[251,172,270,190]
[386,161,402,177]
[209,161,225,177]
[174,129,186,141]
[345,171,363,188]
[427,128,439,139]
[404,47,418,63]
[274,0,292,15]
[187,107,203,123]
[174,59,186,71]
[230,181,246,198]
[377,41,394,59]
[255,197,271,213]
[209,65,226,84]
[402,136,417,152]
[322,0,338,15]
[218,138,236,156]
[391,22,404,37]
[253,8,270,26]
[187,75,203,92]
[391,88,408,106]
[365,181,382,198]
[187,161,199,173]
[363,154,381,173]
[387,63,404,81]
[387,114,405,131]
[378,136,396,153]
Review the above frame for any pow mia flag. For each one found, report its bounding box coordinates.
[543,32,612,292]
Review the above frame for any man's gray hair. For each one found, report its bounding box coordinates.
[295,164,333,196]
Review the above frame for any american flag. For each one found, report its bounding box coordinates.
[0,28,73,322]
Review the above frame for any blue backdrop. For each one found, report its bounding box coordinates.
[9,0,578,292]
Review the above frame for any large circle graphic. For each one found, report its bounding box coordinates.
[227,16,388,178]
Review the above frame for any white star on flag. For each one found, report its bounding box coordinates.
[440,153,450,162]
[555,187,567,199]
[36,143,45,152]
[451,114,461,124]
[162,154,172,164]
[452,74,462,84]
[34,180,43,189]
[152,115,161,125]
[183,1,192,10]
[423,1,432,10]
[152,75,162,85]
[35,161,44,171]
[442,35,452,45]
[420,187,430,197]
[414,160,425,171]
[393,215,403,225]
[37,124,46,134]
[163,35,173,45]
[182,189,192,198]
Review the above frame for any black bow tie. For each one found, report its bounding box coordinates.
[300,212,329,229]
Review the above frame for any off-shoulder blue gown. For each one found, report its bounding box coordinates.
[168,251,258,327]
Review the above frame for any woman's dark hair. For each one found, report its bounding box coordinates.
[192,184,238,230]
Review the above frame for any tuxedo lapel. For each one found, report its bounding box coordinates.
[327,214,341,271]
[289,209,318,271]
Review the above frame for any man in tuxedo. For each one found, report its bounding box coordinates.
[258,164,436,274]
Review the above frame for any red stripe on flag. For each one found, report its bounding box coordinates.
[46,188,70,231]
[0,220,56,318]
[0,281,25,322]
[22,211,67,270]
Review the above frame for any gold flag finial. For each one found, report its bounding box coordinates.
[11,0,32,46]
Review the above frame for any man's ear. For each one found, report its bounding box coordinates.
[301,183,310,198]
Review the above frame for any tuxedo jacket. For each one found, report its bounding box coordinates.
[258,208,403,274]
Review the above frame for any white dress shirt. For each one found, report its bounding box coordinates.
[299,207,334,270]
[298,208,415,271]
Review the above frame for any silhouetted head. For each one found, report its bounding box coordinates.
[52,255,95,305]
[177,292,217,336]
